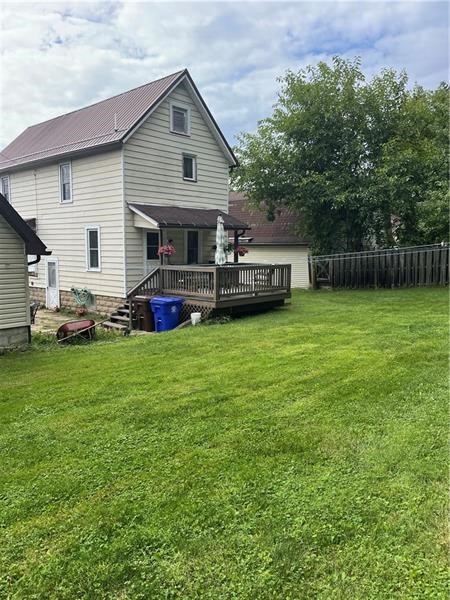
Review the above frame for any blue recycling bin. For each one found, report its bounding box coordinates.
[150,296,185,332]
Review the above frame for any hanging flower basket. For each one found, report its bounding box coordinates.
[224,243,248,257]
[157,244,176,257]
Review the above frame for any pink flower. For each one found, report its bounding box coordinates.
[157,244,176,256]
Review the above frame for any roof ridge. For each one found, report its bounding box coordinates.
[22,69,187,132]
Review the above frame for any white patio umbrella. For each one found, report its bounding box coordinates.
[214,215,227,265]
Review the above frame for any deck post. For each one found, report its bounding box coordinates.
[214,267,220,303]
[234,230,239,263]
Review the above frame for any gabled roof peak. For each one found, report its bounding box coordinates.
[23,70,188,133]
[0,68,238,171]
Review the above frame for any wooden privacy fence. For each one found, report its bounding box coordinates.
[309,244,450,289]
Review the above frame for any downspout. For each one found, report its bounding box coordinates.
[28,255,41,340]
[28,255,41,267]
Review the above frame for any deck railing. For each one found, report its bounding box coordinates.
[127,263,291,303]
[161,263,291,301]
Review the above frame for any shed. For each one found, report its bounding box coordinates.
[228,192,310,288]
[0,193,50,349]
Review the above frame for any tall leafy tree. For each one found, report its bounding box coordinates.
[232,57,448,253]
[374,83,449,245]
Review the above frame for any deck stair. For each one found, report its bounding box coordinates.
[102,302,131,332]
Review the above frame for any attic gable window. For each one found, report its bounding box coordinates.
[170,103,190,135]
[59,162,72,203]
[1,176,10,202]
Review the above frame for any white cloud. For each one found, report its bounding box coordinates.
[0,1,447,148]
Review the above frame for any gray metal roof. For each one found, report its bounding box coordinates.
[129,203,249,230]
[0,69,236,171]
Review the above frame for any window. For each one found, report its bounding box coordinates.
[86,226,101,271]
[170,104,190,135]
[1,176,10,202]
[146,231,159,260]
[182,154,197,181]
[59,163,72,203]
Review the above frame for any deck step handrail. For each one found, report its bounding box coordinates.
[126,267,161,299]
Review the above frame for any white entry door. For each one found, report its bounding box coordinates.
[145,230,160,273]
[46,258,60,309]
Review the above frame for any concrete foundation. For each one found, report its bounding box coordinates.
[0,325,30,351]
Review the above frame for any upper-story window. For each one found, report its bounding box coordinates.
[182,154,197,182]
[1,176,10,202]
[170,103,190,136]
[59,162,72,203]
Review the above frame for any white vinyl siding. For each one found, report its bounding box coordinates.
[9,149,125,298]
[237,246,310,288]
[0,216,29,329]
[123,82,230,288]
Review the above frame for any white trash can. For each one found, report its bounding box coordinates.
[190,312,201,326]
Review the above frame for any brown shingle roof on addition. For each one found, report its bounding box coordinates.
[0,69,237,172]
[0,194,50,256]
[128,203,249,231]
[228,192,309,246]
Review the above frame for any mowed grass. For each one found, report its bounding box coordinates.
[0,288,448,599]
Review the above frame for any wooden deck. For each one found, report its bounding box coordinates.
[127,263,291,316]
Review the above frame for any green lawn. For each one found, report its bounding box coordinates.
[1,288,448,599]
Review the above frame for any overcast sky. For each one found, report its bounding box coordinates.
[0,1,448,149]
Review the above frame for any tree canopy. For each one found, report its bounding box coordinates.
[232,57,449,254]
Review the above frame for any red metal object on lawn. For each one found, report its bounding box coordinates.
[56,319,96,342]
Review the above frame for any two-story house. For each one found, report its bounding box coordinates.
[0,69,251,314]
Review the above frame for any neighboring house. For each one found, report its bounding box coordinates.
[0,193,50,349]
[0,69,248,313]
[228,192,310,288]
